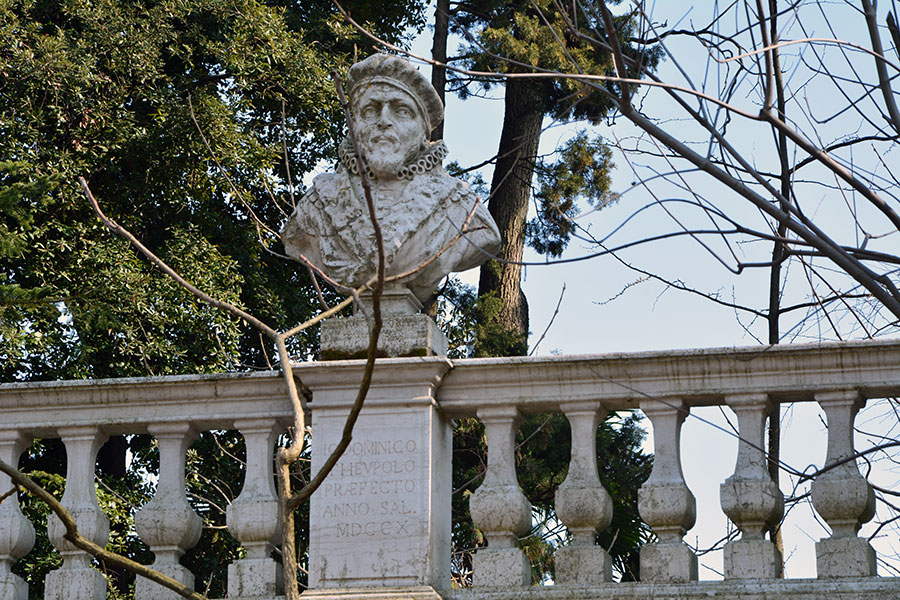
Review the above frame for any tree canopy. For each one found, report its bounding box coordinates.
[0,0,426,381]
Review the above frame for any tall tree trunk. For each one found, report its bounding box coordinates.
[477,78,544,354]
[422,0,451,320]
[430,0,449,142]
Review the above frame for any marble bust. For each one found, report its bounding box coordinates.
[281,54,501,306]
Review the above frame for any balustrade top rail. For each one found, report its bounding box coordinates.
[0,371,291,435]
[435,337,900,413]
[2,338,899,431]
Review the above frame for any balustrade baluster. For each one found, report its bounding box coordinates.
[134,423,202,600]
[637,398,697,583]
[719,393,784,579]
[0,431,35,600]
[554,401,613,584]
[226,419,283,598]
[45,426,109,600]
[469,407,532,587]
[811,390,876,577]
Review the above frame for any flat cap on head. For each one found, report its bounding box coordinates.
[348,54,444,134]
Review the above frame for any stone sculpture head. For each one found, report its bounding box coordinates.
[281,53,501,347]
[346,54,444,181]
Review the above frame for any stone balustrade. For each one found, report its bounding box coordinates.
[0,340,899,599]
[0,373,290,600]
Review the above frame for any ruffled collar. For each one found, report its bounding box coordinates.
[337,137,449,181]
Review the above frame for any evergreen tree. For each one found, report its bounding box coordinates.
[438,0,658,354]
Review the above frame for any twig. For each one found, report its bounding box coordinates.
[529,284,566,356]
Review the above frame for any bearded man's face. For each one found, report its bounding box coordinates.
[353,83,426,180]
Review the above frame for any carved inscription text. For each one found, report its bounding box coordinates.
[323,437,420,539]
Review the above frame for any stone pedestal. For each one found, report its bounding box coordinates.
[471,548,530,588]
[816,536,876,577]
[301,358,453,595]
[555,545,612,585]
[724,539,782,579]
[640,542,698,583]
[320,288,448,359]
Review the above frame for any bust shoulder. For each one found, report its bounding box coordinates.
[307,170,353,206]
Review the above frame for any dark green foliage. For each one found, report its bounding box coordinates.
[0,0,426,381]
[452,0,660,122]
[437,280,527,358]
[595,412,653,579]
[449,417,485,586]
[527,131,616,258]
[13,441,66,600]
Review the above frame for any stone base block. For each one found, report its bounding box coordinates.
[302,585,444,600]
[45,566,107,600]
[135,563,195,600]
[0,574,28,600]
[473,547,530,587]
[724,538,782,579]
[321,314,448,358]
[816,536,876,577]
[555,545,612,585]
[228,557,283,598]
[640,542,697,583]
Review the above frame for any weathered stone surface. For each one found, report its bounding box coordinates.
[45,427,110,600]
[811,391,878,579]
[0,577,28,600]
[281,54,500,306]
[469,407,532,588]
[719,394,784,580]
[554,402,613,585]
[321,313,448,358]
[638,398,698,583]
[816,536,876,577]
[554,545,612,585]
[472,547,531,588]
[0,431,34,600]
[44,565,107,600]
[724,539,782,579]
[639,542,698,583]
[227,557,283,598]
[302,585,445,600]
[134,564,195,600]
[305,359,452,590]
[135,423,202,600]
[227,419,284,599]
[441,577,900,600]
